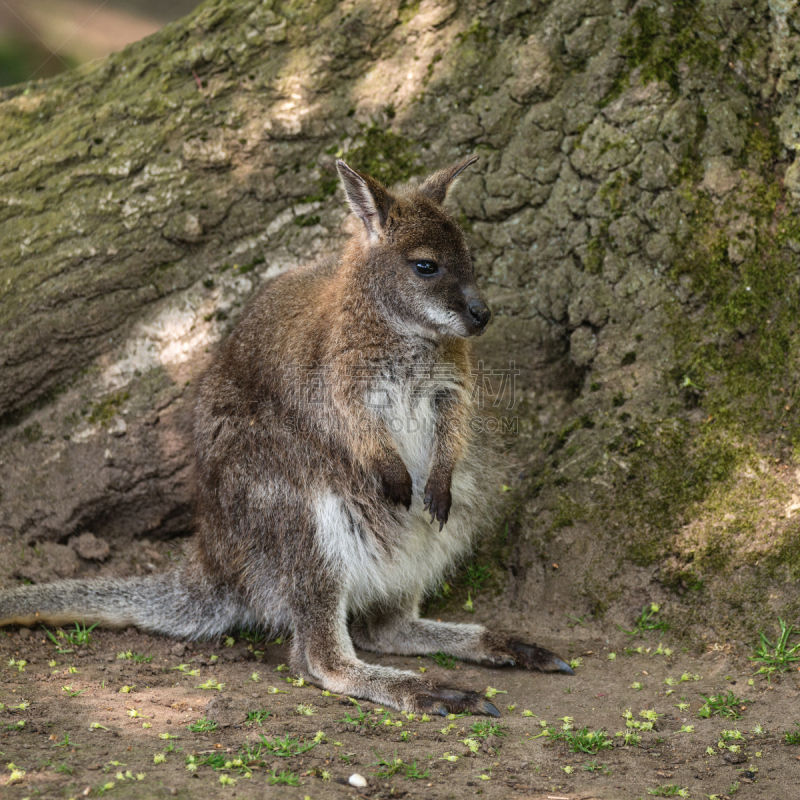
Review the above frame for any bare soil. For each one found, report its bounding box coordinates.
[2,611,799,800]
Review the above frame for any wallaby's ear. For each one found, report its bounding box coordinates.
[419,155,478,204]
[336,160,392,242]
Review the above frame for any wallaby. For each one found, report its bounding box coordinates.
[0,157,572,715]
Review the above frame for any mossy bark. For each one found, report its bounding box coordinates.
[2,0,799,642]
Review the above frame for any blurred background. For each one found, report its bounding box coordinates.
[0,0,202,86]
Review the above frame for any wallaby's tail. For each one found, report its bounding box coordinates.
[0,568,252,640]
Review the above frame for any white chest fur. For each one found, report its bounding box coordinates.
[313,364,477,612]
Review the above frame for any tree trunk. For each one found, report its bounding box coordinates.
[2,0,799,639]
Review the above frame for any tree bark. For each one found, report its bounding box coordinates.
[1,0,799,639]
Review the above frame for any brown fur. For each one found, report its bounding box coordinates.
[0,158,572,714]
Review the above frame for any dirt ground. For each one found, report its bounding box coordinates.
[2,605,799,800]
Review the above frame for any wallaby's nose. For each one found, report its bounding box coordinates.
[468,299,491,330]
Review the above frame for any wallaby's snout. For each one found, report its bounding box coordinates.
[465,293,491,336]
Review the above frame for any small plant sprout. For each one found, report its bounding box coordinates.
[244,710,270,727]
[158,732,178,740]
[607,652,617,660]
[126,709,150,719]
[90,722,109,731]
[441,752,458,761]
[404,761,430,780]
[295,703,315,716]
[631,681,644,690]
[675,700,691,712]
[313,730,327,743]
[720,729,744,741]
[372,751,404,777]
[679,724,695,733]
[258,733,317,757]
[563,765,574,774]
[783,723,800,744]
[219,773,237,786]
[522,709,535,716]
[117,651,153,663]
[119,685,136,693]
[275,663,288,671]
[484,686,507,699]
[142,722,152,728]
[7,766,27,784]
[460,737,480,753]
[153,753,167,764]
[432,651,457,669]
[463,592,474,612]
[544,726,614,754]
[697,691,743,720]
[196,678,224,690]
[250,671,261,682]
[186,714,219,733]
[647,785,689,797]
[470,720,507,739]
[569,657,583,669]
[224,636,235,647]
[266,686,289,694]
[751,618,800,675]
[618,603,669,636]
[62,685,87,697]
[268,769,299,786]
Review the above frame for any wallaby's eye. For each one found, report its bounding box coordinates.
[412,260,439,277]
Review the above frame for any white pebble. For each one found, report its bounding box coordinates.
[348,773,367,788]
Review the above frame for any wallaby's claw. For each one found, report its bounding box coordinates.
[482,701,501,717]
[423,484,451,532]
[507,640,574,674]
[552,657,576,675]
[411,686,499,717]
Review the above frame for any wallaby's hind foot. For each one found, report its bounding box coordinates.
[503,638,575,675]
[411,686,500,718]
[289,593,504,716]
[351,608,575,677]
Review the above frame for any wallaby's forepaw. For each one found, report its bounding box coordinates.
[379,463,412,510]
[410,686,500,717]
[506,640,575,675]
[423,477,451,531]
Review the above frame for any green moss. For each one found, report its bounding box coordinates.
[343,126,423,187]
[609,416,743,566]
[604,0,721,103]
[398,0,422,25]
[299,173,338,204]
[293,213,320,227]
[88,391,130,426]
[21,422,42,443]
[457,19,490,46]
[550,494,584,531]
[585,237,605,273]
